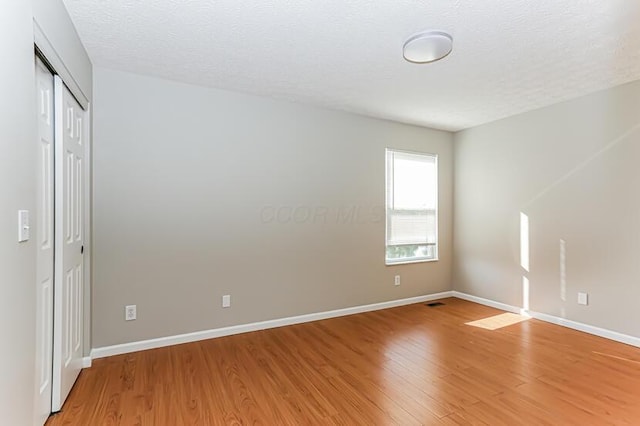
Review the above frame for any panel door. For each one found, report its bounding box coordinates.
[51,76,85,412]
[34,56,55,425]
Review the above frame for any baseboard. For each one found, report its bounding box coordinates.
[452,291,640,348]
[90,291,454,360]
[88,290,640,362]
[451,291,523,314]
[526,310,640,348]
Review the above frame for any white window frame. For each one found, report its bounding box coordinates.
[385,148,439,265]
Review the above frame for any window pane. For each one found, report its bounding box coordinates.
[393,158,436,210]
[385,149,438,264]
[386,244,435,262]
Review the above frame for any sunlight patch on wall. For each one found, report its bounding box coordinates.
[520,212,530,314]
[560,239,567,302]
[520,212,529,272]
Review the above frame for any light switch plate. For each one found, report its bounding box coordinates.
[18,210,30,242]
[577,292,588,306]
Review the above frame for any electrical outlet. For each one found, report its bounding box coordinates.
[222,295,231,308]
[394,275,401,286]
[125,305,137,321]
[577,292,588,306]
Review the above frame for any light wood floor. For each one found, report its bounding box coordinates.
[47,298,640,425]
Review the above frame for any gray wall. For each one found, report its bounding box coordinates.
[453,80,640,337]
[92,67,453,348]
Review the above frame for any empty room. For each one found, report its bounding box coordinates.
[2,0,640,424]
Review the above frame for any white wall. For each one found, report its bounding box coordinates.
[92,67,454,348]
[0,3,38,424]
[454,80,640,337]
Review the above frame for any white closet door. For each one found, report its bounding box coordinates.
[34,56,55,426]
[52,76,85,412]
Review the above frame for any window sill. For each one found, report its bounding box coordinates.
[386,257,439,266]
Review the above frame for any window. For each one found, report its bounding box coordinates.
[385,149,438,264]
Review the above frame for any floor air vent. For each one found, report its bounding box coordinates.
[426,302,445,307]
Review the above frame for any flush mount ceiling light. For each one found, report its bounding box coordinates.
[403,30,453,64]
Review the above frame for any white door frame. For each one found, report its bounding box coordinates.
[34,55,55,426]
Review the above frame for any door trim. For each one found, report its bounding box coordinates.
[33,21,89,110]
[34,54,56,426]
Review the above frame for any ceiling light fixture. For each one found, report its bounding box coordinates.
[403,30,453,64]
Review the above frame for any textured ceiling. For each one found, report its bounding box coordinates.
[63,0,640,131]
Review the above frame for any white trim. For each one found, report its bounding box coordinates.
[51,75,65,411]
[451,291,522,314]
[81,357,92,368]
[91,291,453,359]
[386,257,439,266]
[33,21,89,110]
[526,310,640,348]
[82,104,92,360]
[452,291,640,348]
[385,148,439,266]
[87,290,640,362]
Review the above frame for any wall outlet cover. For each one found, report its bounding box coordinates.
[577,292,588,306]
[125,305,137,321]
[222,295,231,308]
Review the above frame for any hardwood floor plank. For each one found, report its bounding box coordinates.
[47,298,640,425]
